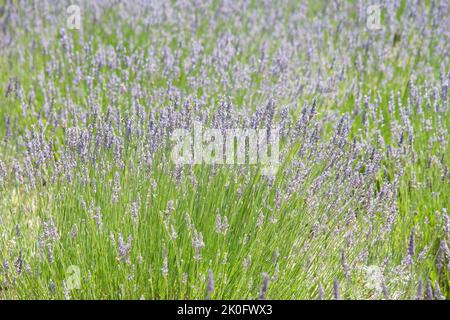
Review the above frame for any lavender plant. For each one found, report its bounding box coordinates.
[0,0,448,299]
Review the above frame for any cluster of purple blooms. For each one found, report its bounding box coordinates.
[0,0,448,299]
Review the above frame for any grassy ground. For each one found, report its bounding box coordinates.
[0,0,448,299]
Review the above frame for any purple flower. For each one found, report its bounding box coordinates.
[318,283,324,300]
[408,228,415,258]
[341,250,350,279]
[258,273,270,300]
[333,279,341,300]
[425,279,434,300]
[206,269,214,299]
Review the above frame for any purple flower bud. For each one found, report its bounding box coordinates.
[381,279,389,300]
[342,250,350,279]
[258,273,270,300]
[425,279,434,300]
[333,279,341,300]
[206,269,214,299]
[437,240,447,274]
[408,228,415,258]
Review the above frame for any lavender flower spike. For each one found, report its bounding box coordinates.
[258,273,270,300]
[333,279,341,300]
[206,269,214,299]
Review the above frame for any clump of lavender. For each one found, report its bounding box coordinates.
[117,233,132,264]
[0,0,448,300]
[215,214,229,235]
[43,218,60,242]
[192,229,205,261]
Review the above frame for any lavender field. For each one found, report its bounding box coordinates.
[0,0,448,300]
